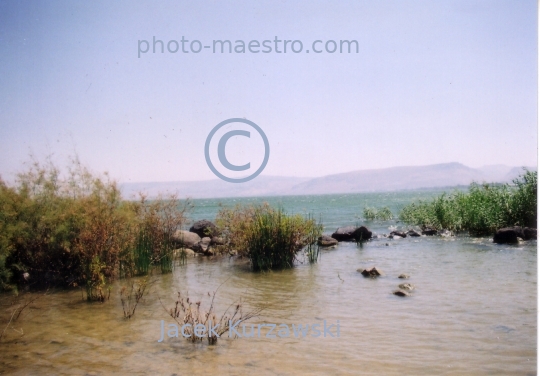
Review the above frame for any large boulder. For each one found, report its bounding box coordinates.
[172,230,201,249]
[331,226,372,242]
[318,235,338,247]
[352,226,372,241]
[331,226,357,241]
[189,220,218,238]
[493,227,537,244]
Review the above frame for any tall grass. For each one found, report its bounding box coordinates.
[0,156,191,293]
[399,170,537,235]
[216,204,322,270]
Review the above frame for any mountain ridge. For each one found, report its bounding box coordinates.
[120,162,536,199]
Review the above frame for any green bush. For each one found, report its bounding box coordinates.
[399,170,537,235]
[0,157,191,293]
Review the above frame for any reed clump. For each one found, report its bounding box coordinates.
[399,170,537,235]
[216,204,322,270]
[0,156,191,294]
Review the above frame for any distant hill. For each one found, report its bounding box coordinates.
[120,162,536,199]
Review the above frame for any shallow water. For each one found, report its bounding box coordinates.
[0,191,536,375]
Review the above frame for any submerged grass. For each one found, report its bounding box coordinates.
[363,206,393,221]
[161,286,263,345]
[399,170,537,235]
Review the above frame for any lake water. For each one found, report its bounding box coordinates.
[0,190,536,375]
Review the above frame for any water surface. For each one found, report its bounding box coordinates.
[0,191,536,375]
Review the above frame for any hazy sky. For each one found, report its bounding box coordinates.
[0,0,537,183]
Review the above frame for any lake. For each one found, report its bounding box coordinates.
[0,190,536,375]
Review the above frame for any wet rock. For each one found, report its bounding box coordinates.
[189,219,218,238]
[492,226,536,243]
[352,226,372,242]
[390,231,407,238]
[398,274,410,279]
[192,237,212,253]
[398,283,415,290]
[493,227,522,244]
[331,226,357,241]
[172,230,201,249]
[358,267,382,277]
[331,226,372,242]
[393,290,410,297]
[523,227,537,240]
[211,236,225,246]
[318,235,339,247]
[421,227,438,236]
[406,230,421,237]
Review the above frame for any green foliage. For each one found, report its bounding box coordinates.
[363,206,393,221]
[0,156,190,292]
[399,170,537,235]
[216,204,322,271]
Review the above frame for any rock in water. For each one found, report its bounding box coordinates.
[421,227,438,236]
[352,226,373,242]
[358,267,382,277]
[406,230,421,237]
[192,237,212,254]
[393,290,410,297]
[493,227,523,244]
[318,235,339,247]
[172,230,201,249]
[331,226,358,241]
[398,274,410,279]
[390,231,407,238]
[189,219,218,238]
[398,283,415,290]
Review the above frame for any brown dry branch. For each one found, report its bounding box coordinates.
[159,282,263,345]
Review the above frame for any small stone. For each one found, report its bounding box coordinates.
[393,290,410,297]
[398,274,410,279]
[358,267,382,277]
[398,283,415,290]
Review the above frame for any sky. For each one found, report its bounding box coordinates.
[0,0,537,183]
